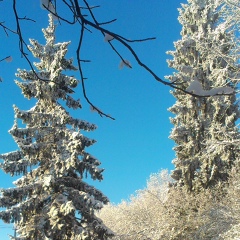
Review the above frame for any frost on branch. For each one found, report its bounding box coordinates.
[0,14,113,239]
[40,0,58,20]
[119,59,132,69]
[0,56,13,82]
[5,56,12,62]
[186,79,234,96]
[104,33,114,42]
[40,0,50,9]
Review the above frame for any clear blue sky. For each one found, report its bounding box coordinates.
[0,0,186,238]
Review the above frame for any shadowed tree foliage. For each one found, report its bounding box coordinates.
[166,0,240,191]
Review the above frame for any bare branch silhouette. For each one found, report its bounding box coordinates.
[1,0,236,120]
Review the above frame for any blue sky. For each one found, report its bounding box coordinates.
[0,0,186,238]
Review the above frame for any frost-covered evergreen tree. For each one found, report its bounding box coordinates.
[166,0,240,191]
[0,15,113,239]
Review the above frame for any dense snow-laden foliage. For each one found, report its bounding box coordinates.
[0,15,113,240]
[98,170,174,240]
[98,169,240,239]
[166,0,240,191]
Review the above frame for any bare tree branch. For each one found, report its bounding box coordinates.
[0,56,11,63]
[18,16,36,23]
[0,22,17,36]
[3,0,237,120]
[73,0,115,120]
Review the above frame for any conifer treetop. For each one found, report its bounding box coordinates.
[0,14,113,239]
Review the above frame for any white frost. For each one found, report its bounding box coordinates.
[208,86,234,95]
[186,80,204,95]
[40,0,58,20]
[5,56,13,62]
[119,59,132,69]
[43,175,52,187]
[40,0,50,9]
[104,33,114,42]
[187,80,234,96]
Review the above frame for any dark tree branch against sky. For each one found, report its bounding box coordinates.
[1,0,237,120]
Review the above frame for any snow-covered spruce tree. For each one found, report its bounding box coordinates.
[0,15,113,239]
[166,0,240,191]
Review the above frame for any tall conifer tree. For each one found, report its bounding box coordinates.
[166,0,239,191]
[0,15,113,239]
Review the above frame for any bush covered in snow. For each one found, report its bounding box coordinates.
[98,168,240,239]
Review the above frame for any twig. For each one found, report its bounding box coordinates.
[0,56,11,62]
[74,1,115,120]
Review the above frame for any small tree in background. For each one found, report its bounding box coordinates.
[0,14,113,239]
[166,0,240,191]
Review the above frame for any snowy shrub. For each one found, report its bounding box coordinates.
[98,168,240,239]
